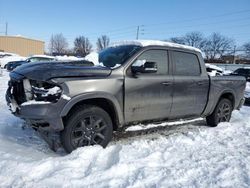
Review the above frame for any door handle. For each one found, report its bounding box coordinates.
[162,82,172,86]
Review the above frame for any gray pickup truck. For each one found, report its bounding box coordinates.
[6,40,246,153]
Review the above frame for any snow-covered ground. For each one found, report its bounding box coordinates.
[0,70,249,187]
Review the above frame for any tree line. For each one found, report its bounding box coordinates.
[48,32,250,59]
[168,32,250,60]
[49,34,110,57]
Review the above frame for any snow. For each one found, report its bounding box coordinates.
[205,63,223,72]
[245,82,250,98]
[0,69,250,187]
[32,86,61,97]
[61,94,71,100]
[20,100,51,106]
[126,118,203,131]
[0,52,18,57]
[112,40,202,52]
[84,52,99,65]
[55,55,84,61]
[30,55,55,59]
[223,69,233,75]
[0,55,26,68]
[46,86,61,95]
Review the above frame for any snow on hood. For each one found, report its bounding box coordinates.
[84,52,99,65]
[112,40,201,52]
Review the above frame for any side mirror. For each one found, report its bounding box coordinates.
[132,61,158,74]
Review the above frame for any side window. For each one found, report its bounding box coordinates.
[132,50,168,75]
[173,51,201,76]
[29,57,39,62]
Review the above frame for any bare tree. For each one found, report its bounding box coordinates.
[169,32,205,49]
[74,36,92,57]
[184,31,206,49]
[169,37,186,45]
[96,35,110,51]
[49,33,68,54]
[243,42,250,57]
[203,33,234,60]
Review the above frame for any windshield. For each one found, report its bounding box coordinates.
[99,45,141,68]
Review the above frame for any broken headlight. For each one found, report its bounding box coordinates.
[28,80,62,102]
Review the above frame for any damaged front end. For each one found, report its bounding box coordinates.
[6,71,69,132]
[6,77,63,112]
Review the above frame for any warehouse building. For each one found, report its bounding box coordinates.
[0,35,44,56]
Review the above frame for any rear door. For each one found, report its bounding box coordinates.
[124,49,173,123]
[170,50,209,118]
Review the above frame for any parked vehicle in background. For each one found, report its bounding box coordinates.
[6,40,246,153]
[0,55,26,69]
[205,63,224,76]
[6,55,55,71]
[0,52,18,59]
[230,68,250,81]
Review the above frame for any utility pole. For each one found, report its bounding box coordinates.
[233,45,236,64]
[5,22,8,35]
[136,26,140,40]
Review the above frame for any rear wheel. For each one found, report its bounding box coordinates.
[60,105,113,153]
[206,98,233,127]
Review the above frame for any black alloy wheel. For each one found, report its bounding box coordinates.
[61,105,113,153]
[206,98,233,127]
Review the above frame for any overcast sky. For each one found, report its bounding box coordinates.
[0,0,250,49]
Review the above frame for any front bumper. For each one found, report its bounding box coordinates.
[6,81,68,131]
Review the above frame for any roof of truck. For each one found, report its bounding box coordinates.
[111,40,201,53]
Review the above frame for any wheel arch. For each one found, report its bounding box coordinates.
[203,89,236,117]
[219,92,235,108]
[60,93,124,130]
[211,90,236,114]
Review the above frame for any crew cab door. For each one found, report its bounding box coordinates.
[124,49,173,123]
[170,50,209,118]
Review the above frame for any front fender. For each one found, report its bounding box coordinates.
[60,92,124,125]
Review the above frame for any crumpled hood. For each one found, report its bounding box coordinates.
[11,61,112,81]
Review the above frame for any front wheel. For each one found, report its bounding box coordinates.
[60,105,113,153]
[206,98,233,127]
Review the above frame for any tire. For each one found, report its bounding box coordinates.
[206,98,233,127]
[60,105,113,153]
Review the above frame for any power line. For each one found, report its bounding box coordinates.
[144,23,250,37]
[144,16,250,35]
[143,9,250,27]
